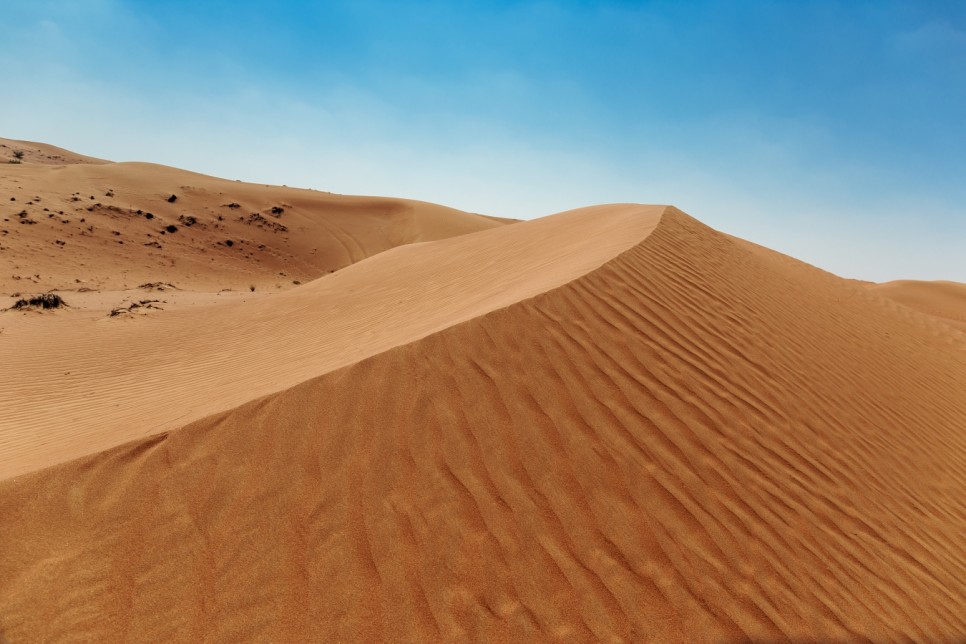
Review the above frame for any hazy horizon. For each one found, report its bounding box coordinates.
[2,0,964,281]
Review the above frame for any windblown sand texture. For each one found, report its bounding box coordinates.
[1,145,965,642]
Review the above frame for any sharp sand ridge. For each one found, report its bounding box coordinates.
[0,204,658,477]
[1,198,964,641]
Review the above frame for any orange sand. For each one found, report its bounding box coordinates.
[870,280,966,331]
[1,144,964,642]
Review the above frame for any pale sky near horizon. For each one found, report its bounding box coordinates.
[1,0,964,281]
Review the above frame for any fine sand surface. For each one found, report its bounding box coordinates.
[870,280,966,332]
[1,146,965,642]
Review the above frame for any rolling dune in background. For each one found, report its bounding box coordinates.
[0,139,506,294]
[870,280,966,331]
[1,191,964,641]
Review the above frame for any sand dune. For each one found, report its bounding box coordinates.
[1,137,109,166]
[0,158,505,294]
[870,280,966,331]
[0,204,660,478]
[2,201,964,641]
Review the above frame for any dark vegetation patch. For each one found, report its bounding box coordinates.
[11,293,66,310]
[138,282,177,291]
[167,194,178,203]
[247,212,288,233]
[110,299,164,317]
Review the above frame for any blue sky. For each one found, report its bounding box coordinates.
[2,0,964,280]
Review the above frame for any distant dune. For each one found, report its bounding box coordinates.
[0,145,505,294]
[1,137,110,165]
[1,143,964,642]
[870,280,966,331]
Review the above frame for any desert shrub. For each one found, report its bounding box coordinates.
[12,293,66,309]
[167,194,177,203]
[12,150,24,160]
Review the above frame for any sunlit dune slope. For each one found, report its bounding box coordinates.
[0,205,661,477]
[0,137,109,165]
[1,207,964,642]
[0,155,505,293]
[870,279,966,331]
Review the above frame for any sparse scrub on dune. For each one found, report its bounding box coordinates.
[10,293,66,310]
[12,150,24,160]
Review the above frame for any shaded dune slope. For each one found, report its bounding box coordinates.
[2,208,965,642]
[0,205,659,478]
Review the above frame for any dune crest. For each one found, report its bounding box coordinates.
[1,137,109,165]
[1,206,964,642]
[0,204,661,478]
